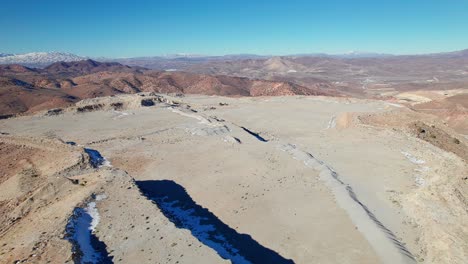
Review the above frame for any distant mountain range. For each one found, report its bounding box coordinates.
[0,52,262,68]
[2,49,466,69]
[0,52,85,67]
[1,49,467,121]
[1,49,467,105]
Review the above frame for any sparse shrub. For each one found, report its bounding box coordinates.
[0,114,14,120]
[111,102,124,109]
[46,108,63,116]
[77,104,103,113]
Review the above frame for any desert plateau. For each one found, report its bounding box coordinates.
[1,88,466,263]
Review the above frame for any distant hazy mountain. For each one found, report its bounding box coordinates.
[160,53,206,59]
[2,49,467,72]
[0,52,85,67]
[332,51,394,58]
[148,53,267,59]
[105,54,270,69]
[43,59,144,76]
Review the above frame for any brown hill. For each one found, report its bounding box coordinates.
[0,77,77,116]
[43,59,143,76]
[0,64,38,75]
[67,71,336,97]
[411,93,468,134]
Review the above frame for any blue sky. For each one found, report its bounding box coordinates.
[1,0,468,57]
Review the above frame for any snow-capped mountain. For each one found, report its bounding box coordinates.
[0,53,14,58]
[0,52,85,67]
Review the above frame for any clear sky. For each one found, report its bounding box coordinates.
[1,0,468,57]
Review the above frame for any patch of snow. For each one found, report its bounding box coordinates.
[401,151,425,165]
[414,176,426,187]
[287,69,297,73]
[155,199,251,264]
[333,81,347,85]
[412,166,430,187]
[95,193,108,201]
[386,103,404,108]
[66,201,105,264]
[401,152,429,187]
[414,166,430,173]
[170,108,216,126]
[101,159,111,167]
[223,136,242,144]
[84,148,112,168]
[326,116,337,129]
[186,125,231,137]
[86,202,100,231]
[112,111,130,119]
[170,107,231,137]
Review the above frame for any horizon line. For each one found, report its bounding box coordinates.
[2,48,468,59]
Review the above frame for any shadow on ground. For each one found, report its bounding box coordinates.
[136,180,294,264]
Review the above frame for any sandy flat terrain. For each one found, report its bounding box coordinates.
[0,94,466,264]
